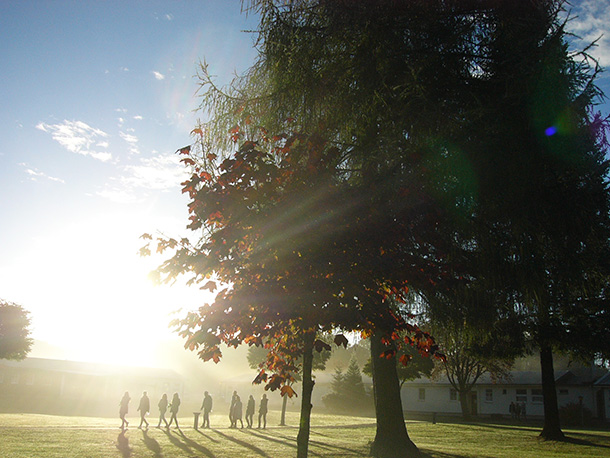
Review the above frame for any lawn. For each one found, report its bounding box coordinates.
[0,412,608,457]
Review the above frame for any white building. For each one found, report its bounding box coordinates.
[401,368,610,422]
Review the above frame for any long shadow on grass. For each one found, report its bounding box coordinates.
[241,429,297,450]
[116,431,132,458]
[419,450,473,458]
[213,428,273,457]
[141,430,162,458]
[195,428,221,443]
[553,435,610,449]
[468,422,610,449]
[163,428,217,458]
[245,428,363,456]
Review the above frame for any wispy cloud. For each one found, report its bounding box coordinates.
[120,131,140,154]
[98,153,188,203]
[19,163,65,183]
[567,1,610,67]
[36,120,112,162]
[153,71,165,80]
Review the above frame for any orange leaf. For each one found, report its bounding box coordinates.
[280,385,298,398]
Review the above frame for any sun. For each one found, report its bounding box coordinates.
[22,212,206,369]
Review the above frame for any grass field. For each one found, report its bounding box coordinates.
[0,412,608,458]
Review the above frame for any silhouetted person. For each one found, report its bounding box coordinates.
[509,401,516,420]
[515,402,521,421]
[168,392,181,429]
[258,393,268,429]
[521,402,527,421]
[232,395,244,428]
[245,395,255,428]
[157,393,169,429]
[138,391,150,429]
[200,391,213,428]
[119,391,131,430]
[229,390,238,427]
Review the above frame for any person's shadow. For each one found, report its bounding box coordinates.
[116,431,132,458]
[142,430,163,457]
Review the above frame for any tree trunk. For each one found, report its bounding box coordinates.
[539,345,565,440]
[370,333,420,458]
[296,332,315,458]
[458,390,471,420]
[280,392,288,426]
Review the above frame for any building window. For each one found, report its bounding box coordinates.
[419,388,426,401]
[516,389,527,402]
[25,374,34,386]
[559,389,569,396]
[532,389,543,404]
[485,389,493,402]
[0,373,4,384]
[502,389,507,395]
[10,375,19,385]
[450,389,457,401]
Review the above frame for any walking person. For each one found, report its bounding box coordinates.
[157,393,169,429]
[168,392,181,429]
[245,395,255,428]
[258,393,268,429]
[200,391,213,429]
[119,391,131,430]
[232,394,244,428]
[229,391,238,428]
[137,391,150,429]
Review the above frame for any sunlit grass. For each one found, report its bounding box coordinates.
[0,412,608,457]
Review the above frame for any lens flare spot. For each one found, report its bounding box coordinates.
[545,126,558,137]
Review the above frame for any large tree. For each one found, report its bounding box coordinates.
[153,0,610,450]
[145,134,440,458]
[454,1,610,439]
[0,299,32,360]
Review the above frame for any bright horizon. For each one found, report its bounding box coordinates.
[1,1,609,371]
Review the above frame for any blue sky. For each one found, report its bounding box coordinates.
[0,1,609,370]
[0,0,258,367]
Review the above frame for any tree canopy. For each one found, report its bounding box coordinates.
[0,299,32,361]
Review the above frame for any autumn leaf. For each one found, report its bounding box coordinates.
[140,233,152,240]
[202,280,217,292]
[313,339,331,352]
[334,334,349,348]
[281,385,298,398]
[399,354,413,366]
[266,374,284,391]
[253,370,268,385]
[380,349,396,360]
[177,145,191,155]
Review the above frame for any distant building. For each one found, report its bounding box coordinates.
[0,357,183,417]
[401,368,610,422]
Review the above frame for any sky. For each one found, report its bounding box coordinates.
[0,1,609,372]
[0,0,258,369]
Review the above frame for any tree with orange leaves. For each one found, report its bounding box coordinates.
[142,125,447,457]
